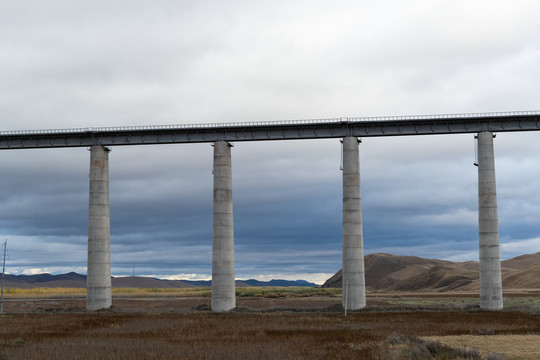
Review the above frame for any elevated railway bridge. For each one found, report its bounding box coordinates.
[2,110,539,311]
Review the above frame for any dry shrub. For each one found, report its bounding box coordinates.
[486,354,505,360]
[386,333,481,360]
[477,328,495,335]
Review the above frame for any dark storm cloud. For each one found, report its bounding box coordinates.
[2,1,540,282]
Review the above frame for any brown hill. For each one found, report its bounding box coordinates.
[2,272,88,289]
[322,252,540,292]
[501,253,540,269]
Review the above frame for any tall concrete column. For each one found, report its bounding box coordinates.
[212,141,236,312]
[342,137,366,310]
[477,132,503,310]
[87,145,112,311]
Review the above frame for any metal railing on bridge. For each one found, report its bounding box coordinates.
[1,110,540,149]
[2,110,539,137]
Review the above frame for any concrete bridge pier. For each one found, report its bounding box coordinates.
[342,136,366,310]
[87,145,112,311]
[477,132,503,310]
[212,141,236,312]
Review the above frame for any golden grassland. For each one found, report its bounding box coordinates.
[422,335,540,360]
[2,287,86,297]
[1,286,342,298]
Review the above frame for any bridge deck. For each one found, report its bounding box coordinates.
[1,111,539,149]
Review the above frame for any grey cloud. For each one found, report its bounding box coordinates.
[1,1,540,279]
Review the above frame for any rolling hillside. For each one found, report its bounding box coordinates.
[322,252,540,291]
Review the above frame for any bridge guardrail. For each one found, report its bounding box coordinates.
[1,110,539,136]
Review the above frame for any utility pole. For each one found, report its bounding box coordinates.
[1,239,6,315]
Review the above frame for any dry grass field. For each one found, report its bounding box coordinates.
[422,335,540,360]
[1,289,539,359]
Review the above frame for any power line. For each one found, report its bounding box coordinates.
[1,239,6,315]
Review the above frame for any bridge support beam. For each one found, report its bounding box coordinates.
[342,137,366,310]
[477,132,503,310]
[87,145,112,311]
[212,141,236,312]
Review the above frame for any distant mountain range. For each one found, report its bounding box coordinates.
[322,252,540,291]
[3,252,539,291]
[1,272,317,289]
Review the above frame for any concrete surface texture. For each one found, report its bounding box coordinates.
[477,132,503,310]
[342,136,366,310]
[212,141,236,312]
[87,145,112,311]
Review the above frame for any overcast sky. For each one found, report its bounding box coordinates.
[1,1,540,284]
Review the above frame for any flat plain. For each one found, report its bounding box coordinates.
[1,289,539,360]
